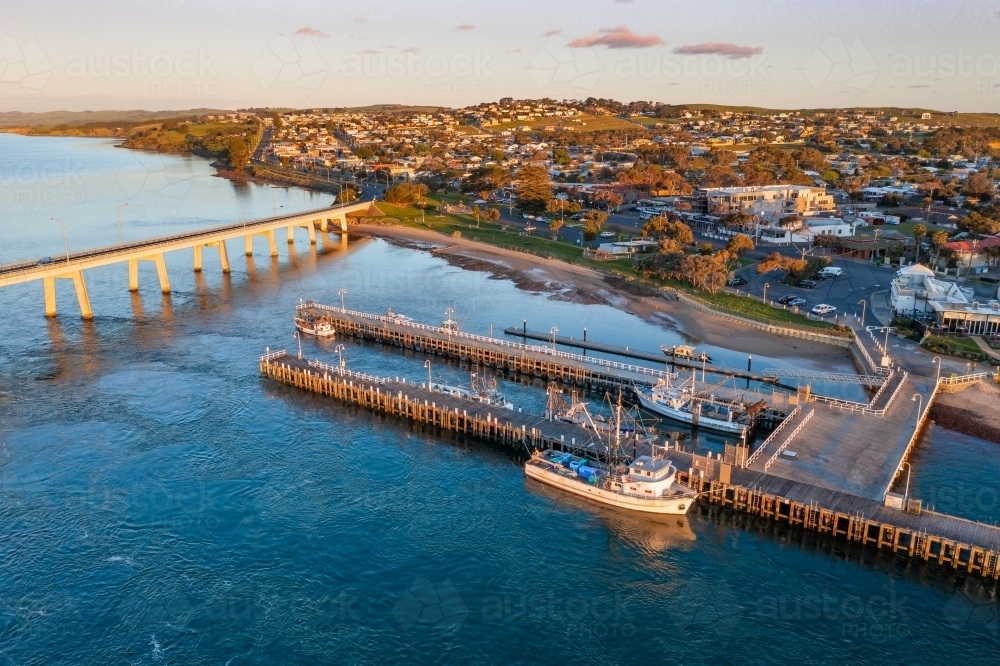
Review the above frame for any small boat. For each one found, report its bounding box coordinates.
[429,372,513,410]
[385,308,414,325]
[660,344,712,364]
[634,375,750,436]
[440,308,461,334]
[294,313,336,338]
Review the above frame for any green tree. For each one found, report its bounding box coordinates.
[515,165,552,214]
[227,137,250,172]
[384,182,429,205]
[355,146,374,160]
[912,223,927,263]
[726,233,755,257]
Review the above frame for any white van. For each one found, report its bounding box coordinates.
[817,267,843,278]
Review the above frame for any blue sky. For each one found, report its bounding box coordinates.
[3,0,1000,112]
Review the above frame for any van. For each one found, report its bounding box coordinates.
[817,267,843,278]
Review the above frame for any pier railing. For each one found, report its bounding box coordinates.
[744,406,800,468]
[764,409,815,471]
[300,302,673,380]
[307,358,388,385]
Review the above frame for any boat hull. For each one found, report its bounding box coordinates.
[295,320,336,338]
[524,463,695,515]
[636,392,747,435]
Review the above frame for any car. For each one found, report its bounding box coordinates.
[817,266,843,278]
[787,298,807,307]
[522,213,535,220]
[811,304,836,316]
[599,231,615,238]
[727,275,748,286]
[536,216,549,223]
[775,295,796,304]
[797,279,818,289]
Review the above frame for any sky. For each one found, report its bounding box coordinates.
[3,0,1000,113]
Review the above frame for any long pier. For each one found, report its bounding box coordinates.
[260,349,1000,579]
[299,302,677,389]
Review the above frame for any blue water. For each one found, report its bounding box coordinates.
[0,134,998,664]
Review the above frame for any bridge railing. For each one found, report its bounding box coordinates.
[0,199,373,278]
[300,302,672,380]
[306,359,388,385]
[744,406,800,468]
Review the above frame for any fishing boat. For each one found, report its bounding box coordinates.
[429,372,513,410]
[634,375,754,436]
[546,385,647,440]
[660,344,712,364]
[525,394,698,515]
[294,312,336,338]
[440,307,462,334]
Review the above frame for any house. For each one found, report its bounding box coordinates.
[890,264,970,314]
[943,236,1000,274]
[696,185,835,216]
[930,299,1000,335]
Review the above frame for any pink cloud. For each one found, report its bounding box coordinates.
[543,29,561,37]
[672,42,763,59]
[294,27,329,38]
[359,48,380,54]
[456,24,475,30]
[402,46,420,54]
[569,25,662,49]
[507,48,522,53]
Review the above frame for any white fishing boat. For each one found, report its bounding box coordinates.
[385,308,414,325]
[525,448,698,515]
[634,375,752,436]
[440,307,465,334]
[294,313,336,338]
[526,394,698,515]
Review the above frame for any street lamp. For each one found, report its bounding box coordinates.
[115,202,129,244]
[334,344,345,374]
[550,326,558,353]
[424,359,432,388]
[900,461,912,504]
[858,299,867,328]
[931,356,941,384]
[294,330,302,359]
[338,288,347,313]
[763,283,769,305]
[50,218,69,263]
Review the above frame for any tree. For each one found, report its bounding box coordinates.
[384,182,429,205]
[272,113,284,130]
[959,211,1000,237]
[227,138,250,172]
[964,172,996,199]
[484,208,501,223]
[720,211,755,230]
[912,223,927,264]
[930,230,949,265]
[515,165,552,214]
[355,146,374,160]
[643,215,694,245]
[726,233,755,257]
[549,217,564,235]
[679,254,730,293]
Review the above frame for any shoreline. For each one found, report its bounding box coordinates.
[352,223,855,373]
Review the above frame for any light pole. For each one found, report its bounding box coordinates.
[883,326,891,353]
[295,330,302,359]
[762,282,769,305]
[900,461,912,503]
[424,359,432,388]
[334,344,345,373]
[115,202,129,244]
[51,218,69,263]
[858,299,867,328]
[338,288,347,313]
[550,326,558,353]
[932,356,941,384]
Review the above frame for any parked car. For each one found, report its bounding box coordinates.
[775,294,796,305]
[811,304,836,316]
[599,231,615,238]
[727,275,748,286]
[787,297,807,307]
[536,217,548,224]
[817,266,843,278]
[522,214,535,220]
[797,279,818,289]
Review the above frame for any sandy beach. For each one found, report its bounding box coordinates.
[351,224,854,372]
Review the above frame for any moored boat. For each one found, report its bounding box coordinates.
[634,376,752,436]
[294,313,336,338]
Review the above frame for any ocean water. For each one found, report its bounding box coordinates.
[0,134,997,664]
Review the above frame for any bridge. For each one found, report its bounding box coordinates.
[0,199,376,318]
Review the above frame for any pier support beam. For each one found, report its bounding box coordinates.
[287,226,295,243]
[194,242,230,273]
[42,271,92,319]
[245,231,279,257]
[43,276,56,317]
[128,255,171,294]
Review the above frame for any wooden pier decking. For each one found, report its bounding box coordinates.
[260,349,1000,579]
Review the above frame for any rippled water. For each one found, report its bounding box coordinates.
[0,135,997,664]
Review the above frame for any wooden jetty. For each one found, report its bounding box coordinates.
[297,302,674,389]
[260,348,1000,580]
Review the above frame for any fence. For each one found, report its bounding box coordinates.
[743,406,800,468]
[764,409,815,471]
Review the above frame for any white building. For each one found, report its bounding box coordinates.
[890,264,970,314]
[697,185,835,216]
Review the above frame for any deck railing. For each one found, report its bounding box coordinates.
[764,409,815,471]
[744,406,800,468]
